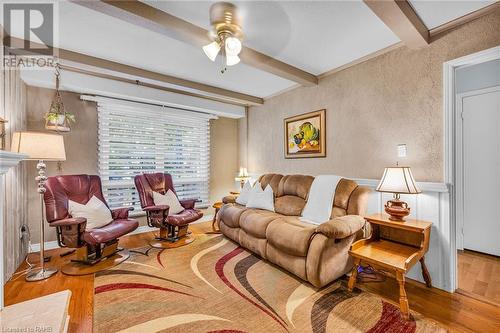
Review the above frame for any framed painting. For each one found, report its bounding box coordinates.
[284,109,326,159]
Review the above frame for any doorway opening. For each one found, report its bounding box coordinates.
[444,46,500,306]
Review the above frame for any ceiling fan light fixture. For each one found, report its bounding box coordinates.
[203,2,243,70]
[226,54,240,66]
[225,36,242,56]
[203,41,221,61]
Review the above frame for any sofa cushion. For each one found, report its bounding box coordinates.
[274,195,306,216]
[167,208,203,226]
[315,215,366,239]
[219,221,240,242]
[258,174,283,195]
[277,175,314,199]
[267,244,307,280]
[274,175,314,216]
[331,178,358,218]
[219,203,247,228]
[239,229,268,259]
[83,218,138,245]
[240,209,282,238]
[266,218,316,257]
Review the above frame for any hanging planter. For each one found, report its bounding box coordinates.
[45,64,75,132]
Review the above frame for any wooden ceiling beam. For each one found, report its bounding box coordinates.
[4,36,264,106]
[364,0,429,49]
[72,0,318,86]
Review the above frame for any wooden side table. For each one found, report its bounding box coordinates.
[212,202,223,232]
[347,213,432,320]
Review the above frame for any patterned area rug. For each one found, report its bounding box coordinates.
[94,233,446,333]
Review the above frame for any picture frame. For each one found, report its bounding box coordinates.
[284,109,326,159]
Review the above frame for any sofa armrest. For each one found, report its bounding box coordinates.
[112,207,134,219]
[347,186,371,215]
[50,217,87,227]
[315,215,366,239]
[144,205,169,213]
[222,195,237,204]
[179,199,197,209]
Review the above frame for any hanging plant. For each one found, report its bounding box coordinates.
[45,64,75,133]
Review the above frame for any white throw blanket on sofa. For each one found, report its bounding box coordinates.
[300,175,341,225]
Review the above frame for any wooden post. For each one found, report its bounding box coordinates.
[420,257,433,288]
[396,271,410,320]
[348,258,361,292]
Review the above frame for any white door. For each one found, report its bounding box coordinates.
[462,86,500,256]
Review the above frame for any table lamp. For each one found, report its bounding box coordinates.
[11,131,66,281]
[375,166,421,221]
[235,167,250,189]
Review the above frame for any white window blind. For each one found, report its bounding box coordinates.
[94,97,214,213]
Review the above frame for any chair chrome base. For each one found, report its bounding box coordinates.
[149,233,195,249]
[25,267,58,281]
[61,249,130,276]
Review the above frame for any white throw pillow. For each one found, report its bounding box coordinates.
[246,183,275,212]
[68,196,113,231]
[152,190,184,215]
[235,181,253,205]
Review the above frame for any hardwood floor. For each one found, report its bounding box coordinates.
[457,249,500,306]
[5,222,500,333]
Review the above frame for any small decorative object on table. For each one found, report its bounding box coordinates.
[375,166,421,221]
[235,167,250,189]
[348,213,432,320]
[11,131,66,281]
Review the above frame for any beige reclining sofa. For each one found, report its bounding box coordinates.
[217,173,370,288]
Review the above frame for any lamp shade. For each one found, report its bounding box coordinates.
[226,54,240,66]
[203,41,221,61]
[376,167,421,194]
[11,131,66,161]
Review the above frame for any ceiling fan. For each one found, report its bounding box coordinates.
[202,2,243,70]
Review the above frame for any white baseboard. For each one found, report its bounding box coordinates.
[29,215,214,253]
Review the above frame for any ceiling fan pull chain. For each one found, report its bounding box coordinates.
[220,41,227,74]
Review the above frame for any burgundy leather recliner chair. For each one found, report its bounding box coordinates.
[44,175,139,274]
[134,173,203,248]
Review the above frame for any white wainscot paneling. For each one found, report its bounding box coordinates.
[358,179,451,291]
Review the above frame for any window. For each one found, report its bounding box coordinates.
[95,97,213,213]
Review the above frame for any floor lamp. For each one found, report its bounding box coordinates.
[11,131,66,281]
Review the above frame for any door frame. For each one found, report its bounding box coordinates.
[443,45,500,292]
[456,86,500,251]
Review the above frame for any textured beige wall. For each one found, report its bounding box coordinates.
[245,11,500,183]
[210,117,240,202]
[25,86,238,242]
